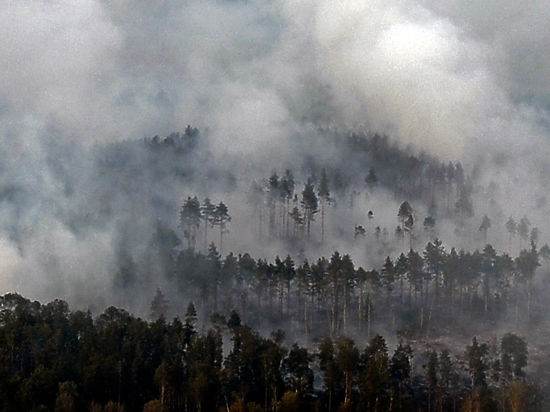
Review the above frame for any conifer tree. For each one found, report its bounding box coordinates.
[301,179,318,240]
[180,196,202,250]
[479,215,491,243]
[213,202,231,254]
[201,198,216,252]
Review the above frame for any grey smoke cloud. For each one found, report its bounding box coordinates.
[1,0,550,308]
[2,0,548,158]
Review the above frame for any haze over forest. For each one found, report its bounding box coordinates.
[2,1,550,411]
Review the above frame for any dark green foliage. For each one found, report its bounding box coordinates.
[0,293,542,412]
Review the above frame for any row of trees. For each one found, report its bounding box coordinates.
[159,235,548,340]
[0,293,540,411]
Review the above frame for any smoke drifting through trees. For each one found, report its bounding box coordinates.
[1,0,550,309]
[2,0,550,408]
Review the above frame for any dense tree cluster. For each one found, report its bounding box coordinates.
[0,293,541,411]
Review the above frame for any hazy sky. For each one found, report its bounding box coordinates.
[1,0,549,160]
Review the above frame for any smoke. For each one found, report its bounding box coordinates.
[2,0,550,310]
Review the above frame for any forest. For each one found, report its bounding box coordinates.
[5,0,550,410]
[2,128,550,411]
[0,293,540,412]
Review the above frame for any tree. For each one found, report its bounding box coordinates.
[150,288,169,320]
[201,198,216,252]
[207,243,222,311]
[501,333,528,382]
[515,244,539,320]
[318,168,331,243]
[336,336,360,407]
[439,350,459,410]
[282,344,313,399]
[466,337,489,389]
[479,215,491,243]
[424,239,446,303]
[381,257,395,311]
[360,335,390,411]
[354,225,366,239]
[390,343,412,410]
[397,201,413,228]
[318,338,341,412]
[426,350,438,412]
[301,179,318,239]
[183,302,197,346]
[398,202,414,248]
[213,202,231,254]
[180,196,202,250]
[289,207,304,240]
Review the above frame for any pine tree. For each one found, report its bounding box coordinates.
[381,256,395,311]
[301,179,318,240]
[183,302,197,346]
[479,215,491,243]
[466,337,489,389]
[201,198,216,252]
[180,196,202,250]
[213,202,231,254]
